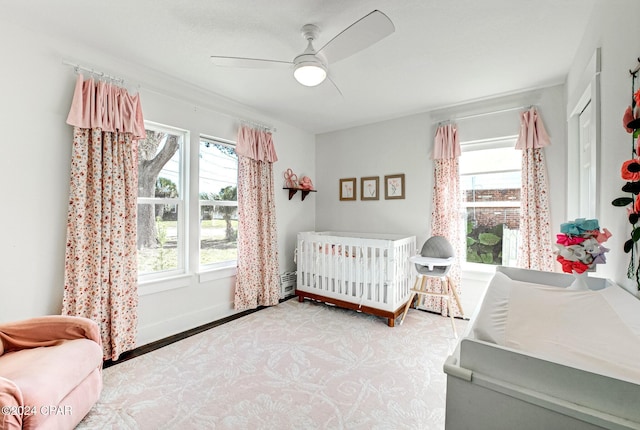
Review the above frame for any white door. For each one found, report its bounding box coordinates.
[578,100,596,219]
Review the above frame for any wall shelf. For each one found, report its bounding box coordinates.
[284,187,316,201]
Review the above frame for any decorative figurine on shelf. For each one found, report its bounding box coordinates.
[298,176,314,191]
[284,168,298,188]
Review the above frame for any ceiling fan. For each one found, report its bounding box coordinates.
[210,10,395,89]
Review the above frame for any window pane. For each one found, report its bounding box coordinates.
[199,139,238,268]
[460,146,521,175]
[200,202,238,265]
[138,130,182,198]
[461,146,521,267]
[465,209,520,266]
[137,124,186,279]
[137,203,181,274]
[462,172,521,200]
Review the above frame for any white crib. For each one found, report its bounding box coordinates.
[296,231,416,327]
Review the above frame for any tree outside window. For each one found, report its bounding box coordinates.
[199,138,238,268]
[137,123,186,277]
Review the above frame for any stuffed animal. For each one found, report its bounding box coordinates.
[298,176,314,190]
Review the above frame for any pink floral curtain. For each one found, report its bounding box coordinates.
[62,74,145,360]
[234,126,280,310]
[515,107,554,271]
[422,124,464,317]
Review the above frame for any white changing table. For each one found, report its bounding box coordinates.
[443,266,640,430]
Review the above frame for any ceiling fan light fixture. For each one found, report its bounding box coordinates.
[293,61,327,87]
[209,11,394,91]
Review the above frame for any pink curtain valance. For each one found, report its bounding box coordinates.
[432,124,461,160]
[515,107,550,149]
[66,74,146,140]
[235,126,278,163]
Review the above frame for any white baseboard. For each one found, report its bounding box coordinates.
[136,301,237,347]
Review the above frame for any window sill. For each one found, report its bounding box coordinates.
[136,265,237,295]
[461,262,497,274]
[198,265,237,283]
[461,262,498,283]
[138,274,192,296]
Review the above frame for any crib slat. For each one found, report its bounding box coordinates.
[322,241,328,291]
[306,238,312,288]
[362,243,369,304]
[350,245,357,297]
[377,243,388,303]
[342,244,348,296]
[367,244,373,303]
[328,241,333,291]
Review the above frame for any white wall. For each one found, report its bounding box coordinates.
[567,0,640,292]
[316,113,432,246]
[0,18,315,346]
[316,86,567,254]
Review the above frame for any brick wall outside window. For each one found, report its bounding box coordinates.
[464,188,520,230]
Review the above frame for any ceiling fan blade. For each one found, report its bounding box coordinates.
[326,75,344,99]
[317,10,395,64]
[210,56,292,69]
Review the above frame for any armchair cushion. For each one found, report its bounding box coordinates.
[0,316,103,430]
[0,316,101,355]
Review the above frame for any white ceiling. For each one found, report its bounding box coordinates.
[4,0,596,134]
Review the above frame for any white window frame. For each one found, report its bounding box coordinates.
[460,136,520,271]
[137,121,189,283]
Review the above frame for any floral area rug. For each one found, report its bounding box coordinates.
[77,299,467,429]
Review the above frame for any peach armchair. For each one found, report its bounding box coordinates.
[0,316,103,429]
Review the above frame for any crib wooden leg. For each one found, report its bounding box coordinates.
[388,317,395,328]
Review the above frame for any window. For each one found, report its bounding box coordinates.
[460,137,521,266]
[135,122,240,284]
[137,122,188,280]
[199,137,238,270]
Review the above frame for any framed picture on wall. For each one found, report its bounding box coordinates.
[384,174,405,199]
[360,176,379,200]
[339,177,356,201]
